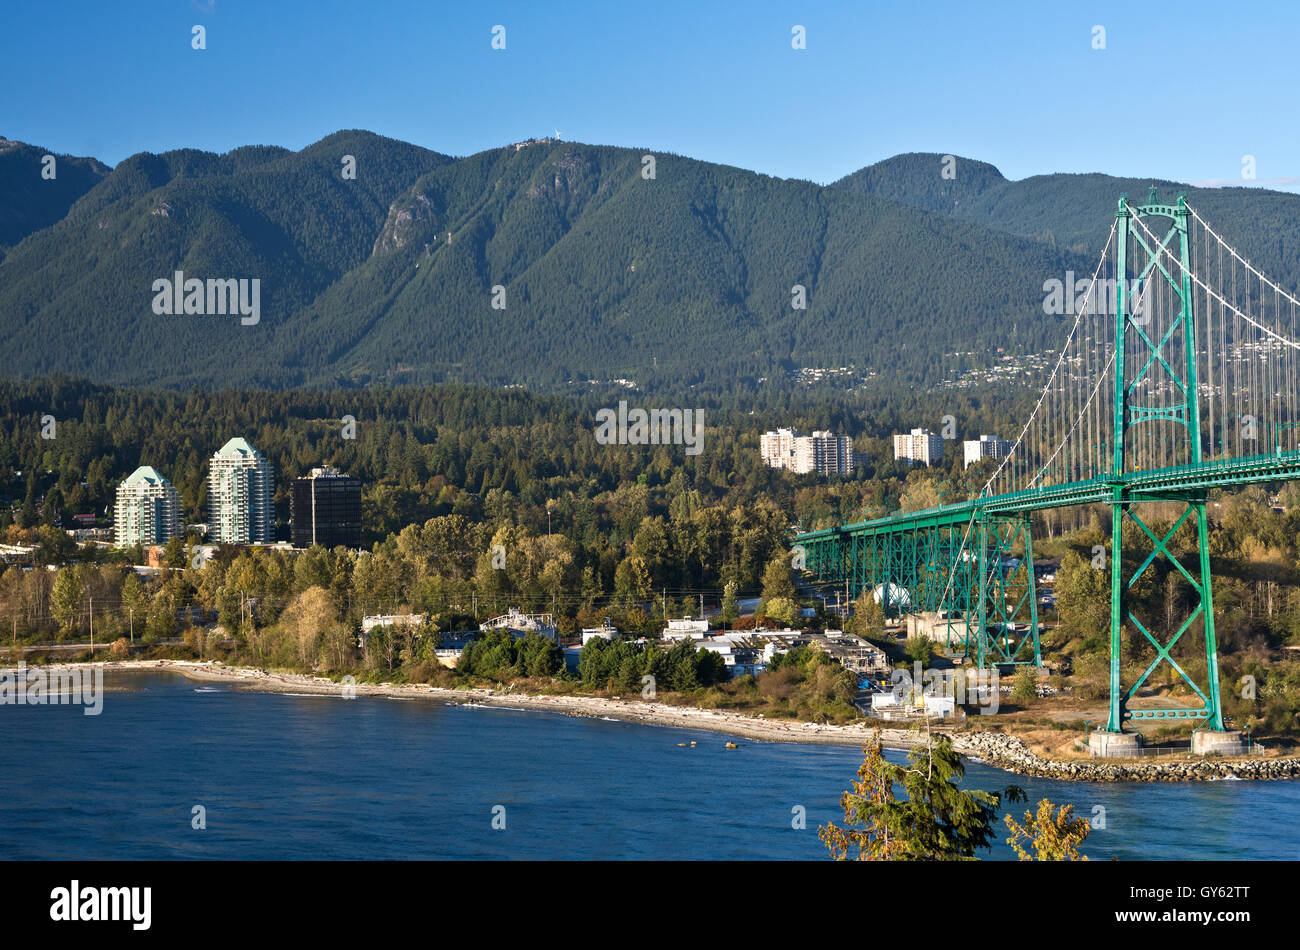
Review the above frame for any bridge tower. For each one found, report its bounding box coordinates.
[1097,191,1237,754]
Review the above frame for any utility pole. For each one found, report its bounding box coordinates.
[89,595,94,653]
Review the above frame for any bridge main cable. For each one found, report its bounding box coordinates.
[1025,270,1158,491]
[1132,207,1300,351]
[983,219,1119,498]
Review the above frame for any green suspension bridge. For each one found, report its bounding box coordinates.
[795,191,1300,752]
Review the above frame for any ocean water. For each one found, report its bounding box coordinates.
[0,671,1295,860]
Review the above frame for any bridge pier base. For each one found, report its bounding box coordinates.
[1088,730,1142,758]
[1192,730,1245,757]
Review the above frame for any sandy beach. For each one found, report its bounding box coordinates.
[85,658,930,751]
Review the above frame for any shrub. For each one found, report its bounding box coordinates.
[904,635,934,665]
[1010,666,1037,705]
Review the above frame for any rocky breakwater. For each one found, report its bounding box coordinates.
[951,732,1300,782]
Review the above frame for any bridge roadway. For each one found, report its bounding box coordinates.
[795,449,1300,544]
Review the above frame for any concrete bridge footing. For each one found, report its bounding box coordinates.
[1088,730,1142,758]
[1192,730,1246,756]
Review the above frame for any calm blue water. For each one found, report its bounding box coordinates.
[0,671,1296,860]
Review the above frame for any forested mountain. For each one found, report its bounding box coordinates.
[834,152,1300,274]
[832,152,1009,218]
[0,130,451,388]
[0,138,108,258]
[3,134,1297,393]
[0,132,1085,391]
[272,143,1088,390]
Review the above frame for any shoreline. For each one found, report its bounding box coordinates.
[13,659,1300,783]
[99,659,928,750]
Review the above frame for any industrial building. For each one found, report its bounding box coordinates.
[581,619,620,644]
[480,609,558,642]
[661,617,710,640]
[361,614,427,634]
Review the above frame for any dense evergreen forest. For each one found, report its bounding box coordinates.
[0,137,108,257]
[0,375,1037,693]
[0,373,1037,645]
[2,376,1298,736]
[0,376,1039,547]
[7,134,1299,393]
[0,132,1118,391]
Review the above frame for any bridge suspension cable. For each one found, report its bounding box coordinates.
[1025,270,1156,490]
[982,219,1119,497]
[1129,205,1300,462]
[1131,209,1300,351]
[981,198,1300,501]
[1187,204,1300,321]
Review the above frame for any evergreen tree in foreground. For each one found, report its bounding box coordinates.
[821,732,1091,861]
[820,732,1024,860]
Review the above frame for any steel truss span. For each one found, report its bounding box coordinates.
[796,193,1300,740]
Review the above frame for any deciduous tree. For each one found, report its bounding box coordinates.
[1004,799,1090,861]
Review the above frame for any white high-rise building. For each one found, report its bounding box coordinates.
[893,428,944,465]
[114,466,181,547]
[761,428,856,475]
[208,437,275,544]
[793,431,856,475]
[963,434,1014,469]
[760,428,799,469]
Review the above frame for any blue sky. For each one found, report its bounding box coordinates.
[3,0,1297,188]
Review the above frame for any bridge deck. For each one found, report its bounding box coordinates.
[795,450,1300,543]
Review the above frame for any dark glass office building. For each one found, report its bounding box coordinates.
[291,466,362,549]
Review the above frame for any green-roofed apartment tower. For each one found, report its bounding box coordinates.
[208,437,275,544]
[114,465,181,547]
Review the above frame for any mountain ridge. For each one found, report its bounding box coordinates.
[2,133,1297,393]
[832,151,1300,265]
[0,137,110,258]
